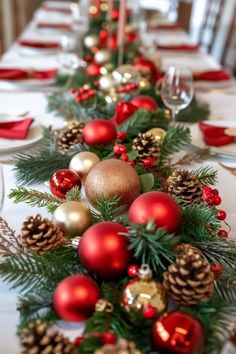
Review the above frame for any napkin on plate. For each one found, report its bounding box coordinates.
[194,69,230,81]
[36,23,72,31]
[42,4,72,13]
[149,23,183,30]
[198,120,235,147]
[157,43,200,51]
[0,119,34,140]
[18,40,60,49]
[0,68,58,81]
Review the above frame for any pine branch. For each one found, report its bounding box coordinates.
[172,149,210,166]
[177,97,210,123]
[65,186,82,201]
[194,166,218,186]
[0,217,23,255]
[215,270,236,303]
[47,94,82,121]
[127,221,179,273]
[9,187,61,213]
[91,197,127,224]
[160,125,191,165]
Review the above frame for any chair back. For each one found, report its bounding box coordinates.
[177,1,193,33]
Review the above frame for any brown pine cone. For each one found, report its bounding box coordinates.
[175,243,203,258]
[165,169,202,204]
[57,122,84,152]
[132,132,161,163]
[94,339,142,354]
[163,250,214,305]
[21,214,66,254]
[20,319,75,354]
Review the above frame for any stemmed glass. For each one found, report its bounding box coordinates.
[161,66,194,123]
[0,165,5,215]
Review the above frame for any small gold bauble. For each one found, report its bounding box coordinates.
[138,78,151,90]
[84,159,141,210]
[84,34,99,49]
[112,65,141,85]
[146,128,166,144]
[94,49,111,65]
[69,151,100,181]
[52,201,92,237]
[99,74,115,92]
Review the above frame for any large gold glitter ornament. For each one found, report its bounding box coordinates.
[84,34,99,49]
[52,201,92,237]
[94,49,111,65]
[69,151,100,181]
[112,65,141,85]
[122,265,167,313]
[146,128,166,144]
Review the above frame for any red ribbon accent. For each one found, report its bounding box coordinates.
[194,69,230,81]
[112,101,138,125]
[198,120,234,147]
[0,118,34,140]
[0,68,58,80]
[157,44,199,51]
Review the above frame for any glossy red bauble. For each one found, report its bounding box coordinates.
[131,95,158,111]
[78,222,132,280]
[50,169,81,199]
[134,58,157,78]
[53,275,100,322]
[127,264,140,278]
[152,312,204,354]
[112,101,138,125]
[101,331,117,344]
[86,63,101,77]
[83,119,117,146]
[128,191,182,234]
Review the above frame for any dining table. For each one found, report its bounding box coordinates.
[0,2,236,353]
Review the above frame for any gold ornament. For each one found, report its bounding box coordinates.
[52,201,92,237]
[146,128,166,144]
[94,49,111,65]
[138,78,151,90]
[69,151,100,181]
[99,74,115,92]
[95,299,114,313]
[112,65,141,85]
[84,34,99,49]
[84,159,141,210]
[122,264,167,313]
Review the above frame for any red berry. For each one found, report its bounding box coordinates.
[101,331,117,344]
[143,157,156,168]
[212,188,219,195]
[202,186,213,196]
[203,195,214,205]
[218,229,228,238]
[128,160,136,167]
[127,264,140,278]
[213,195,222,205]
[211,264,223,274]
[142,304,158,319]
[113,144,127,155]
[217,210,226,221]
[74,336,84,346]
[121,153,129,162]
[117,131,127,141]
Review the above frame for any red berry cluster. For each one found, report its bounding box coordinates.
[117,83,138,93]
[113,144,136,167]
[70,87,96,103]
[74,331,117,348]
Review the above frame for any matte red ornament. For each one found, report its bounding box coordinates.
[83,119,117,146]
[86,63,101,77]
[101,331,117,344]
[131,95,158,111]
[53,275,100,322]
[78,222,132,280]
[134,58,157,81]
[152,312,204,354]
[127,264,140,278]
[128,191,182,234]
[112,101,138,125]
[50,169,81,199]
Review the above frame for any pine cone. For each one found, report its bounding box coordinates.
[20,320,75,354]
[175,243,203,258]
[57,122,84,152]
[132,132,161,162]
[163,250,214,305]
[94,339,142,354]
[21,214,66,254]
[165,170,202,204]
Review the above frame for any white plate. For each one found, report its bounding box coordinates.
[16,45,60,57]
[194,79,234,91]
[0,119,43,153]
[0,78,56,88]
[190,120,236,157]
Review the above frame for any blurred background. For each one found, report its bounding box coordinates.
[0,0,236,74]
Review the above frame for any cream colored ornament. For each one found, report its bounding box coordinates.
[52,201,92,237]
[99,74,115,92]
[112,64,141,85]
[147,128,166,144]
[84,35,99,49]
[94,49,111,65]
[69,151,100,181]
[138,78,151,90]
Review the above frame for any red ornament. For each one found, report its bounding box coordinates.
[211,264,223,277]
[99,30,108,47]
[113,144,127,155]
[50,169,81,199]
[83,119,117,146]
[127,264,140,278]
[217,210,226,221]
[121,153,129,162]
[108,33,118,50]
[126,32,138,43]
[78,222,132,280]
[86,63,101,77]
[131,95,158,111]
[213,195,222,205]
[218,229,228,238]
[53,275,100,322]
[117,131,127,141]
[71,87,96,103]
[143,304,158,319]
[128,191,182,234]
[112,101,138,125]
[112,9,119,20]
[143,157,156,168]
[152,312,204,354]
[134,58,157,81]
[101,331,117,344]
[74,336,84,346]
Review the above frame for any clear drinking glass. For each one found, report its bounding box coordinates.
[161,66,194,123]
[58,35,84,73]
[0,165,5,214]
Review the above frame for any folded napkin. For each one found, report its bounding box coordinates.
[194,69,230,81]
[0,118,34,140]
[157,43,199,51]
[149,23,183,30]
[198,120,234,147]
[0,68,58,81]
[18,40,60,49]
[37,23,72,31]
[42,4,71,13]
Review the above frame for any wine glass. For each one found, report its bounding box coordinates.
[0,165,5,215]
[161,66,194,123]
[58,35,84,73]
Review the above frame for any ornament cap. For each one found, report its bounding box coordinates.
[138,264,152,281]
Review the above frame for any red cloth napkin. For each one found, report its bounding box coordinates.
[157,44,200,51]
[0,118,34,140]
[0,68,58,81]
[37,23,72,31]
[42,4,71,13]
[199,120,234,147]
[149,23,183,30]
[18,40,60,49]
[194,69,230,81]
